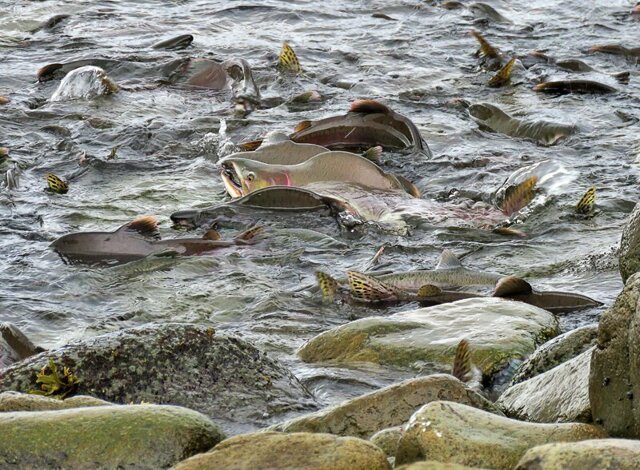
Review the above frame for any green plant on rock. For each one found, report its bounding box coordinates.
[28,358,79,399]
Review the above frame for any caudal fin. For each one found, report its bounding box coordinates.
[347,271,397,302]
[278,42,302,74]
[488,57,516,88]
[234,225,264,243]
[452,339,472,383]
[499,175,538,216]
[575,186,596,215]
[316,271,339,301]
[120,215,161,240]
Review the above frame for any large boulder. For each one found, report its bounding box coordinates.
[516,439,640,469]
[396,463,482,470]
[590,274,640,437]
[174,431,390,470]
[0,391,110,412]
[0,323,315,434]
[510,324,597,385]
[269,374,500,438]
[0,323,43,369]
[0,404,224,468]
[299,298,559,379]
[619,202,640,283]
[395,401,607,469]
[497,347,593,423]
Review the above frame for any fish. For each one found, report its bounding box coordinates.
[49,65,118,102]
[50,215,263,266]
[0,96,8,105]
[499,176,538,216]
[278,41,302,73]
[575,186,596,215]
[219,150,415,198]
[29,14,70,33]
[152,34,194,50]
[589,44,640,58]
[470,30,504,70]
[451,339,472,383]
[1,322,45,369]
[46,173,69,194]
[468,102,576,145]
[532,80,617,94]
[288,99,431,156]
[468,3,512,24]
[487,57,517,88]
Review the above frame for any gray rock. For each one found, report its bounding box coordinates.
[0,323,315,434]
[510,324,598,385]
[370,426,403,457]
[620,202,640,283]
[0,322,43,369]
[497,347,593,423]
[268,374,500,438]
[0,404,224,468]
[590,273,640,437]
[0,391,110,412]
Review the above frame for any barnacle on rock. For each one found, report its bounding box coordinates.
[28,358,79,399]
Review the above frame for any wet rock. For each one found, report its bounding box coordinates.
[299,298,559,379]
[269,374,500,438]
[174,431,390,469]
[510,324,598,384]
[370,426,403,457]
[0,323,315,434]
[395,401,607,469]
[396,462,481,470]
[0,404,223,468]
[0,322,44,369]
[0,391,109,412]
[497,347,593,423]
[516,439,640,469]
[590,273,640,437]
[620,202,640,283]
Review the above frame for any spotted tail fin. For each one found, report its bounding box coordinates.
[347,271,398,302]
[452,339,472,383]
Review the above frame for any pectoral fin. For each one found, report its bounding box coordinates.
[436,249,463,270]
[347,271,397,302]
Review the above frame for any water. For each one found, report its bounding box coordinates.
[1,0,638,431]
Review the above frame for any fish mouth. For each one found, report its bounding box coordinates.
[220,162,244,198]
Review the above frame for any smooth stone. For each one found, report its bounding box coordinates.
[0,404,224,468]
[510,324,598,384]
[299,298,559,379]
[497,347,593,423]
[0,323,315,434]
[516,439,640,469]
[0,322,43,369]
[370,426,403,457]
[620,202,640,283]
[395,401,607,469]
[0,391,110,412]
[174,431,390,470]
[590,273,640,437]
[268,374,500,438]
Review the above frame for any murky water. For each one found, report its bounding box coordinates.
[1,0,638,432]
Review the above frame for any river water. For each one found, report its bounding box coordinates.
[1,0,638,432]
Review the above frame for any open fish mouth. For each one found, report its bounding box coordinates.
[220,162,244,198]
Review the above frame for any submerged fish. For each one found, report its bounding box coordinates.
[51,216,263,266]
[533,80,616,94]
[152,34,194,50]
[468,102,576,145]
[589,44,640,58]
[50,65,118,102]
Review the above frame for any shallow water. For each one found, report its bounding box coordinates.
[1,0,639,433]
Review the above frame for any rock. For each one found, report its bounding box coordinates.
[299,298,559,379]
[0,322,43,369]
[619,202,640,283]
[396,462,481,470]
[370,426,403,457]
[497,347,593,423]
[0,391,110,412]
[516,439,640,469]
[590,273,640,437]
[395,401,607,469]
[510,324,598,385]
[0,323,315,434]
[0,404,224,468]
[269,374,500,438]
[174,431,390,470]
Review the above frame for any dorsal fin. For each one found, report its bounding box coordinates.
[362,146,383,164]
[417,284,442,297]
[120,215,161,240]
[316,271,339,301]
[493,276,532,297]
[451,339,472,382]
[202,228,221,240]
[234,225,264,242]
[347,271,397,302]
[436,249,463,270]
[350,99,391,114]
[293,120,312,133]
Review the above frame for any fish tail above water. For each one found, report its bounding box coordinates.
[347,271,398,302]
[470,30,501,60]
[575,186,596,215]
[278,41,302,74]
[316,271,339,301]
[611,71,630,85]
[451,339,472,383]
[46,173,69,194]
[234,225,264,244]
[499,175,538,216]
[487,57,516,88]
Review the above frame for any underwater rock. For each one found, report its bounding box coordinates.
[0,391,109,412]
[515,439,640,469]
[0,322,43,369]
[620,202,640,283]
[395,401,607,468]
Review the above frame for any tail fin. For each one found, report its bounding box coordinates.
[234,225,264,244]
[120,215,161,240]
[575,186,596,215]
[470,30,501,59]
[452,339,472,383]
[46,173,69,194]
[347,271,397,302]
[278,41,302,74]
[316,271,339,302]
[488,57,516,88]
[499,175,538,216]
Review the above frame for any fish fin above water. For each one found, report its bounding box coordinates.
[362,145,383,164]
[394,174,421,198]
[470,30,501,59]
[278,41,302,73]
[316,271,338,301]
[492,226,528,238]
[238,139,263,151]
[234,225,264,242]
[120,215,161,240]
[499,175,538,216]
[417,284,442,297]
[350,99,391,114]
[46,173,69,194]
[293,120,313,133]
[436,249,463,270]
[202,228,221,241]
[347,271,397,301]
[451,339,472,383]
[575,186,596,214]
[493,276,533,297]
[487,57,516,88]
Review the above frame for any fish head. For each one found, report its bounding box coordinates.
[468,103,496,121]
[219,158,289,197]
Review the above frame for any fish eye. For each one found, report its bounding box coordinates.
[246,172,256,182]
